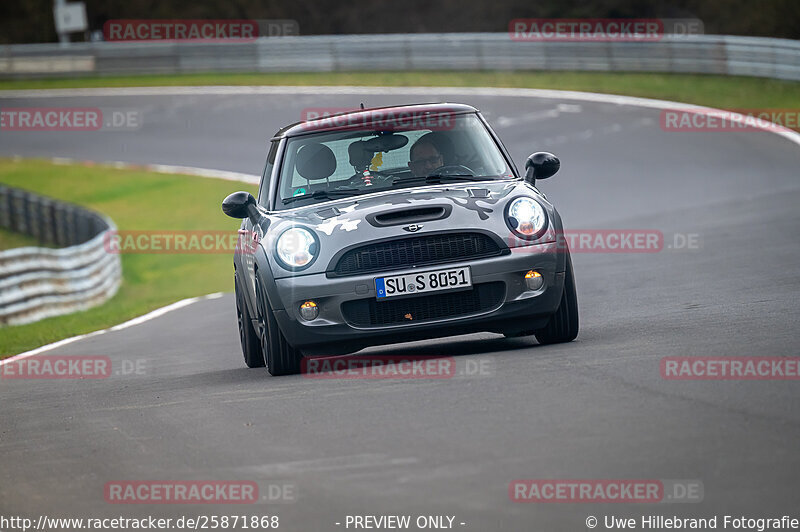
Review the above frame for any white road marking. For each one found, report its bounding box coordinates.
[496,108,559,127]
[48,157,259,184]
[0,292,224,366]
[536,115,656,147]
[245,454,419,475]
[495,102,582,127]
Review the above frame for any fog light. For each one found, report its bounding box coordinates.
[524,270,544,291]
[300,301,319,321]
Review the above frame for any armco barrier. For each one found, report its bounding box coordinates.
[0,186,121,326]
[0,34,798,81]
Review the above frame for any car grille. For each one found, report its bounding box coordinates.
[341,282,505,327]
[331,232,504,276]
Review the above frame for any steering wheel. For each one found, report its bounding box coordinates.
[429,164,475,177]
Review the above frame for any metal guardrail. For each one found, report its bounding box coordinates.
[0,186,121,326]
[1,34,799,81]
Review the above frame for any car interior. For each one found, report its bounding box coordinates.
[281,125,507,204]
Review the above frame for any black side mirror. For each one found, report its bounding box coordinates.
[222,191,261,224]
[524,152,560,183]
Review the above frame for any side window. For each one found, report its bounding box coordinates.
[257,141,279,207]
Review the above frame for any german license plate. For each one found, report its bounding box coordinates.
[375,266,472,299]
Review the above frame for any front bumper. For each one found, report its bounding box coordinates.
[271,242,564,355]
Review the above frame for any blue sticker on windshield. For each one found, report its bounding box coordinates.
[293,188,307,197]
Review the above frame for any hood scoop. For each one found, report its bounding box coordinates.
[314,206,341,220]
[468,188,490,199]
[367,205,452,227]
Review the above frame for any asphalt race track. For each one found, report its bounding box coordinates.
[1,87,799,530]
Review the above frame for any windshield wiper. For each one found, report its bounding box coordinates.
[428,174,496,182]
[282,188,364,205]
[392,174,496,186]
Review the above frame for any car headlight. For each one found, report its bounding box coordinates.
[506,197,547,239]
[275,227,318,270]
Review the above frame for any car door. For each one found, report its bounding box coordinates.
[237,140,279,313]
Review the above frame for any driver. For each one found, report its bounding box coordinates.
[408,140,443,177]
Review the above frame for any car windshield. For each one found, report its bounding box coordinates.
[275,113,514,209]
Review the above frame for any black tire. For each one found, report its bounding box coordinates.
[255,274,303,376]
[534,253,579,345]
[235,275,265,368]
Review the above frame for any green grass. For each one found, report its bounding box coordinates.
[0,227,54,250]
[0,159,256,357]
[1,71,799,109]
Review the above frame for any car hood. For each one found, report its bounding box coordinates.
[262,179,556,278]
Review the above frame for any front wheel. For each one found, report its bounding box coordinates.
[255,274,303,376]
[235,275,264,368]
[534,253,579,345]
